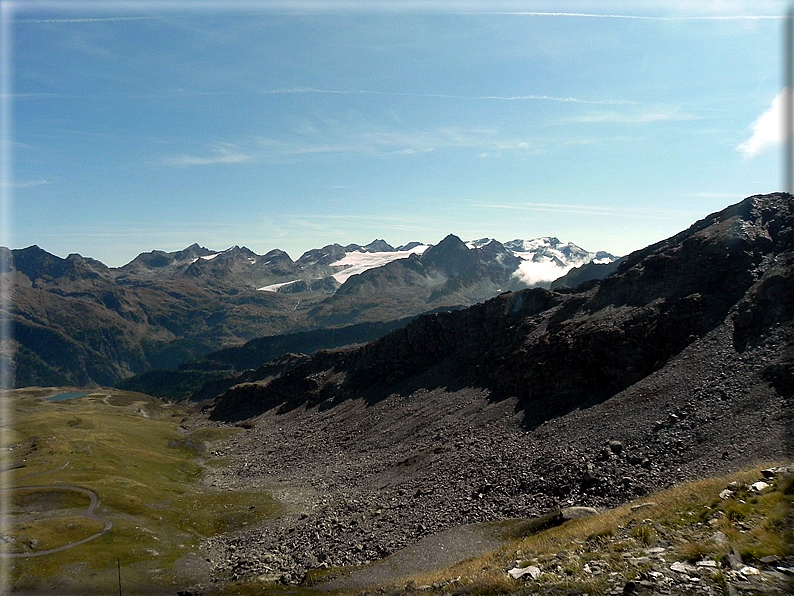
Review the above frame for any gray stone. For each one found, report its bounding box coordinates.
[749,481,770,493]
[608,440,624,454]
[508,565,541,580]
[670,561,697,574]
[738,565,760,576]
[708,531,727,543]
[560,506,599,520]
[721,550,743,570]
[630,502,657,512]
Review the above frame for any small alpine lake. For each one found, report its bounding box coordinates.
[45,391,91,402]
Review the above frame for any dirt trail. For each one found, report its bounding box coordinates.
[1,484,112,558]
[1,460,113,558]
[317,522,505,591]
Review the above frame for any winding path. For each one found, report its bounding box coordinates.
[1,461,113,558]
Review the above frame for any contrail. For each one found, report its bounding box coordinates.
[17,16,160,23]
[266,87,634,105]
[473,12,784,21]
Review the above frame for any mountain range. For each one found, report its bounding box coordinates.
[4,193,792,592]
[188,192,793,585]
[203,193,793,425]
[1,234,615,387]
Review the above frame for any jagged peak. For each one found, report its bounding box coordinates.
[362,239,395,253]
[397,241,425,251]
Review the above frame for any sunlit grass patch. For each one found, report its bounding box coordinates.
[11,487,90,512]
[366,463,793,596]
[189,426,242,442]
[6,516,107,553]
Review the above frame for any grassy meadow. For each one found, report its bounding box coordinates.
[2,387,279,594]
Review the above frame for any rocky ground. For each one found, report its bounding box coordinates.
[177,194,794,594]
[496,466,794,596]
[190,316,791,590]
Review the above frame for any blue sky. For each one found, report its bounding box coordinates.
[4,1,788,266]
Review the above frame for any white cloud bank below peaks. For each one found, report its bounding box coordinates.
[737,88,792,159]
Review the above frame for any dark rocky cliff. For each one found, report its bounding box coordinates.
[210,193,794,425]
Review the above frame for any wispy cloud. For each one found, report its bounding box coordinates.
[265,87,634,105]
[161,122,636,167]
[3,90,232,100]
[162,143,254,166]
[736,88,790,159]
[472,201,685,220]
[0,179,49,189]
[474,12,783,20]
[11,1,783,20]
[161,126,540,165]
[562,109,699,124]
[17,17,161,24]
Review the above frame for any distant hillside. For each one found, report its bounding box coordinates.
[2,234,615,387]
[117,313,449,401]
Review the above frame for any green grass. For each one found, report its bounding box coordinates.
[4,387,279,593]
[11,486,91,511]
[7,515,107,553]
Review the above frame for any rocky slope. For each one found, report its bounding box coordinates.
[191,193,793,586]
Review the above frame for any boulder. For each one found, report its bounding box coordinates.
[721,550,743,570]
[560,506,599,520]
[708,531,727,544]
[749,481,770,493]
[508,565,541,580]
[670,561,697,574]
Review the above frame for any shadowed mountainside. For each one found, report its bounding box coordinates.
[195,195,793,587]
[209,193,794,425]
[116,312,459,401]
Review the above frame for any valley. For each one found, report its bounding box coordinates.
[4,383,791,595]
[2,193,793,595]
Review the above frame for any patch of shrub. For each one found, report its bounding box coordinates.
[679,540,716,563]
[631,524,656,546]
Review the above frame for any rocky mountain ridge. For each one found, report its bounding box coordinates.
[2,233,615,388]
[189,193,793,585]
[209,193,793,425]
